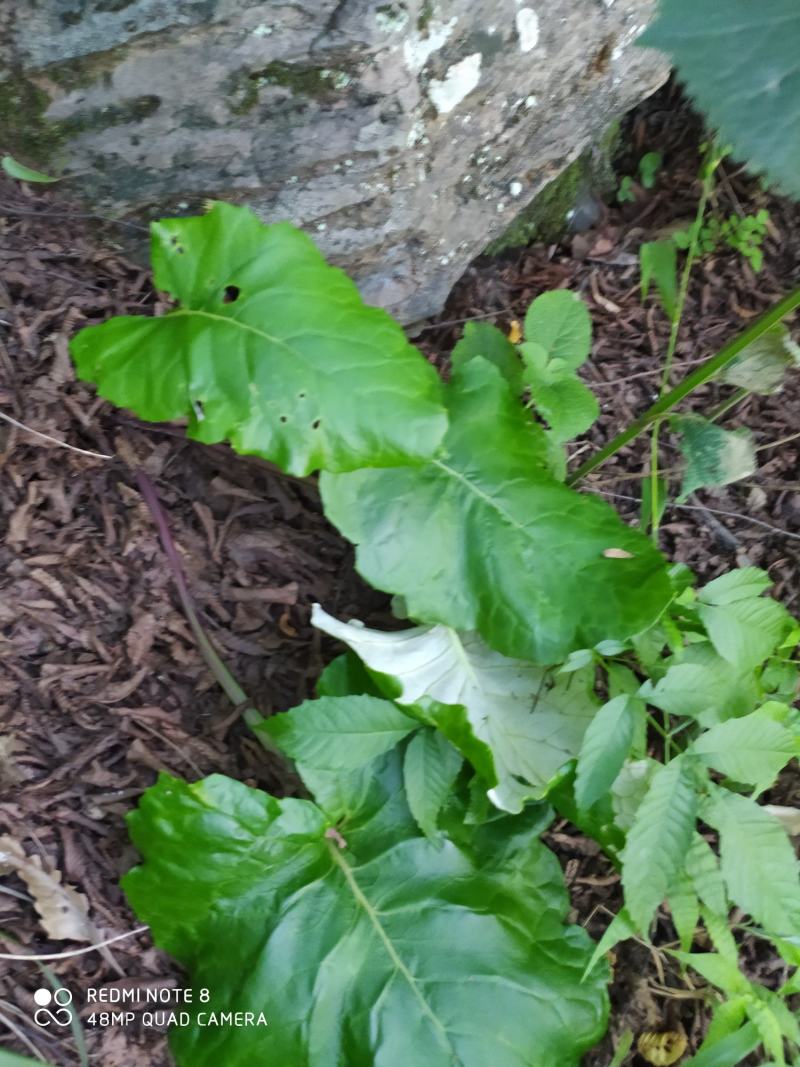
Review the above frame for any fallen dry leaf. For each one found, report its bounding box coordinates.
[637,1030,687,1066]
[0,835,95,941]
[603,548,635,559]
[507,319,523,344]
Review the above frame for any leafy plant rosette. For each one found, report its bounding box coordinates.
[70,203,800,1066]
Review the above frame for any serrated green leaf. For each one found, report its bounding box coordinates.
[722,324,800,395]
[639,642,759,725]
[697,595,789,670]
[403,728,463,839]
[673,415,756,502]
[686,833,727,916]
[124,767,609,1067]
[703,997,749,1050]
[673,951,750,996]
[1,154,59,183]
[451,321,523,392]
[683,1022,760,1067]
[690,710,797,786]
[640,0,800,198]
[583,908,637,978]
[700,906,738,964]
[71,203,446,476]
[322,359,672,664]
[611,758,658,831]
[703,788,800,938]
[523,290,592,370]
[312,605,597,813]
[745,1000,786,1066]
[622,756,700,932]
[668,869,700,951]
[258,694,419,770]
[640,240,678,320]
[574,695,641,810]
[699,567,772,605]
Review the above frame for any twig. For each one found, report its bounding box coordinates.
[588,488,800,542]
[0,1003,47,1060]
[0,203,149,232]
[0,926,149,961]
[0,410,113,459]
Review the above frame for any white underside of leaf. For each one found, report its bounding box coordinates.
[312,605,597,812]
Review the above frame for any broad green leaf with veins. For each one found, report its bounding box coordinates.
[640,0,800,198]
[321,359,671,663]
[312,605,599,813]
[70,203,446,476]
[124,762,609,1067]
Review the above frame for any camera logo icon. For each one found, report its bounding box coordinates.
[33,987,73,1027]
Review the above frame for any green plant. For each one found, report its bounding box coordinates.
[675,209,770,272]
[69,203,800,1066]
[617,150,663,202]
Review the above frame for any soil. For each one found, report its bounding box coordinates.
[1,84,798,1066]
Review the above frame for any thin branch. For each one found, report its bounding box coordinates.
[588,488,800,542]
[0,926,149,961]
[0,410,113,459]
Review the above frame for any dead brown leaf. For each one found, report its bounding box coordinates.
[0,835,95,941]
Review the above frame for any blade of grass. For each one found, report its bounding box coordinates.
[568,286,800,485]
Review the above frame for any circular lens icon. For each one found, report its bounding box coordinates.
[33,989,52,1007]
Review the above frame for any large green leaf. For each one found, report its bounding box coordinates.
[312,605,599,813]
[702,787,800,938]
[321,358,671,663]
[621,756,700,932]
[124,765,609,1067]
[70,203,446,476]
[640,0,800,198]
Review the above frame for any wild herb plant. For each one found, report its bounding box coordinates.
[69,200,800,1066]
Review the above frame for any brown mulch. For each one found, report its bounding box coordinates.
[1,84,798,1066]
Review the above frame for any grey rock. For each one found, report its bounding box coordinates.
[0,0,668,323]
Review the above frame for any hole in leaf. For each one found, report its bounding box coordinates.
[223,285,240,303]
[279,415,288,423]
[298,391,306,399]
[311,418,321,430]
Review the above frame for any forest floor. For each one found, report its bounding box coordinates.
[0,85,798,1066]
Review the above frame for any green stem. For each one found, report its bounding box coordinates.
[708,386,748,423]
[568,286,800,486]
[649,153,718,538]
[135,469,267,737]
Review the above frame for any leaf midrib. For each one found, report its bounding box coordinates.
[326,840,459,1061]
